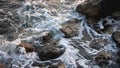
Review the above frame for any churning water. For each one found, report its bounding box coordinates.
[0,0,120,68]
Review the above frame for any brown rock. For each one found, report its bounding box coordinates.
[18,42,34,53]
[76,4,100,19]
[60,19,80,38]
[95,51,112,67]
[0,62,5,68]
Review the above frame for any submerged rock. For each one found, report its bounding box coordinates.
[60,19,80,38]
[95,51,112,67]
[112,31,120,48]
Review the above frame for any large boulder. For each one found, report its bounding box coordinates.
[76,0,120,20]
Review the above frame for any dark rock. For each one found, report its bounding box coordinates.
[76,3,100,19]
[89,38,109,50]
[95,51,112,67]
[42,32,52,43]
[112,31,120,48]
[18,42,34,53]
[35,40,65,61]
[60,19,80,38]
[76,0,120,20]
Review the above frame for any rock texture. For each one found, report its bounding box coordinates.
[60,19,80,38]
[95,51,112,67]
[76,0,120,20]
[36,40,65,61]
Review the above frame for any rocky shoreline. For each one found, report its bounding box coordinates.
[0,0,120,68]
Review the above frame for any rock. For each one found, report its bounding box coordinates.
[112,31,120,48]
[76,0,120,20]
[18,42,34,53]
[76,4,100,19]
[60,19,80,38]
[42,32,52,43]
[95,51,112,67]
[89,38,109,50]
[35,40,65,61]
[0,62,5,68]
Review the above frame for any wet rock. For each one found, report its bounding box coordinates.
[89,38,109,50]
[95,51,112,67]
[42,32,52,43]
[60,19,80,38]
[112,31,120,48]
[35,40,65,61]
[0,62,5,68]
[76,0,120,20]
[76,3,100,19]
[18,42,34,53]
